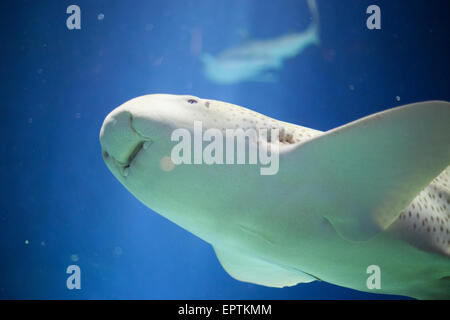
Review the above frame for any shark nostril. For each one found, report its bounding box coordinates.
[103,150,109,159]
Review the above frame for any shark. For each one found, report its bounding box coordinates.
[100,94,450,299]
[201,0,320,84]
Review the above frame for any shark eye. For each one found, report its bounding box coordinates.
[187,99,198,104]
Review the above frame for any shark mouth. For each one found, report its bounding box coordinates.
[121,139,153,176]
[103,139,152,177]
[123,141,144,168]
[100,108,155,178]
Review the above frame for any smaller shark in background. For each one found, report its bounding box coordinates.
[201,0,320,84]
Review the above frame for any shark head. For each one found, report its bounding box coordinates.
[100,94,216,177]
[99,94,286,239]
[100,94,219,238]
[100,94,292,178]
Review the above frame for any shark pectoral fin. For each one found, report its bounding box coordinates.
[213,247,316,288]
[284,101,450,241]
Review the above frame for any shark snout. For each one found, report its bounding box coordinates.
[100,108,151,175]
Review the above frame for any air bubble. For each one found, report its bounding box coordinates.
[70,254,79,262]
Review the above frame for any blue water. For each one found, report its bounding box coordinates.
[1,0,449,299]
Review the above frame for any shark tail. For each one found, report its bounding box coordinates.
[306,0,320,45]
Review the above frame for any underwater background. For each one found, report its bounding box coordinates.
[1,0,449,299]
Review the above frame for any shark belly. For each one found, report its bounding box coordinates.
[221,167,450,299]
